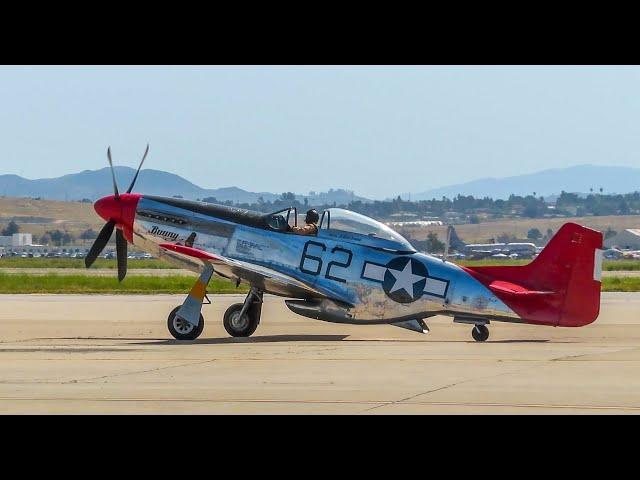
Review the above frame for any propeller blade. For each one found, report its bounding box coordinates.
[85,220,115,268]
[107,147,120,200]
[116,229,127,282]
[126,143,149,194]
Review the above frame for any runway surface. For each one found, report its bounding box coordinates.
[1,292,639,414]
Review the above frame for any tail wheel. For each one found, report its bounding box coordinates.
[223,303,260,337]
[168,306,204,340]
[472,324,489,342]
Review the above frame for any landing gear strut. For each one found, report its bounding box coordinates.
[223,287,263,337]
[472,324,489,342]
[167,263,214,341]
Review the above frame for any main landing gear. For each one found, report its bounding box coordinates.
[166,264,264,341]
[472,324,489,342]
[223,288,263,337]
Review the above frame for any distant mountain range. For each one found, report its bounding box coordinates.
[1,164,639,204]
[412,165,640,201]
[0,167,368,205]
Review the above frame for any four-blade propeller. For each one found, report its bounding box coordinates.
[85,145,149,281]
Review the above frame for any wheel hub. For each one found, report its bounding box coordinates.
[230,311,249,330]
[174,316,195,334]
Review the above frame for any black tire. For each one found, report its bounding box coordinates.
[472,324,489,342]
[167,306,205,340]
[223,303,260,337]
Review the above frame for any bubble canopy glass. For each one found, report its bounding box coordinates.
[318,208,415,252]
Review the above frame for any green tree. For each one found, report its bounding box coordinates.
[619,200,630,215]
[425,232,445,253]
[280,192,296,203]
[523,203,540,218]
[527,228,542,241]
[62,232,74,245]
[1,220,20,236]
[47,230,63,246]
[543,228,554,243]
[469,214,480,224]
[497,232,517,243]
[80,229,98,241]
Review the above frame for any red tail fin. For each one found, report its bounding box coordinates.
[463,223,603,327]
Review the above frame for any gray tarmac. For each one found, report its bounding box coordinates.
[0,292,639,414]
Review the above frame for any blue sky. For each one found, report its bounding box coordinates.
[1,65,639,199]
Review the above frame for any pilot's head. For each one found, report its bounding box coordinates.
[305,209,320,225]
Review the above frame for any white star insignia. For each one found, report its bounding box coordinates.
[387,261,425,299]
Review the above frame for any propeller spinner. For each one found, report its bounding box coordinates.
[85,145,148,281]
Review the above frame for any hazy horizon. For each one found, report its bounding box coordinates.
[4,162,639,201]
[1,66,639,199]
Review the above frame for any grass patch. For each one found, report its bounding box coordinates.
[0,257,176,269]
[601,277,640,292]
[0,274,248,294]
[1,272,638,293]
[602,260,640,271]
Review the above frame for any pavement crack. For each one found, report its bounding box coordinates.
[62,358,218,384]
[550,346,638,362]
[363,379,474,413]
[363,361,546,413]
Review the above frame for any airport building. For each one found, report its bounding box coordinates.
[0,231,92,257]
[605,229,640,250]
[0,233,33,247]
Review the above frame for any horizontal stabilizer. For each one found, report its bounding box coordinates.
[487,280,554,297]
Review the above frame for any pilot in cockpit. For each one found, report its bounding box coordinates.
[289,209,319,236]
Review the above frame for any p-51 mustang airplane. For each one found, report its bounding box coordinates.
[85,146,604,342]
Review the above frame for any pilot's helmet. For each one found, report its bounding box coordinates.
[305,209,320,224]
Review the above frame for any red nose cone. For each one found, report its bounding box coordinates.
[94,195,120,222]
[94,193,141,241]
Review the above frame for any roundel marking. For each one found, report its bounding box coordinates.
[382,257,428,303]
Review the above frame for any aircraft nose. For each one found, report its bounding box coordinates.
[93,194,141,240]
[94,195,120,222]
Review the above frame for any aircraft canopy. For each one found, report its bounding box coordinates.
[320,208,415,252]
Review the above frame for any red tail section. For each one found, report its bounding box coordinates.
[463,223,603,327]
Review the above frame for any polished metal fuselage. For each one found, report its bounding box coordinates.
[132,196,519,324]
